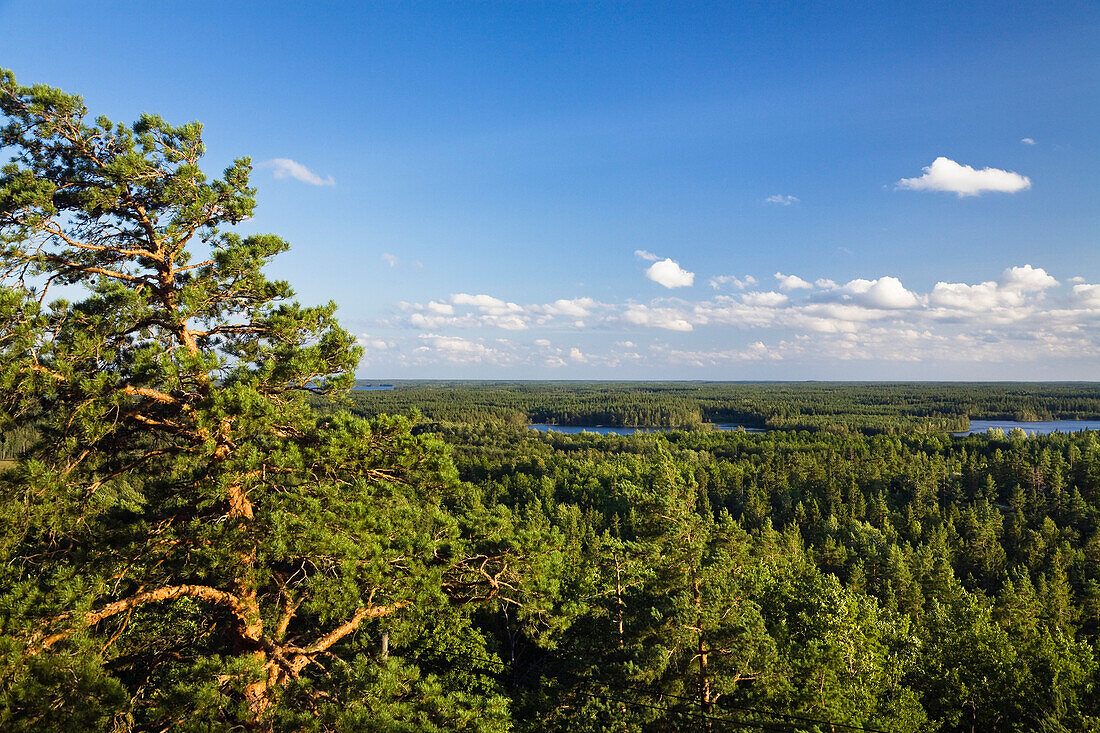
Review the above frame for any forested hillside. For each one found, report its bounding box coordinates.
[346,380,1100,434]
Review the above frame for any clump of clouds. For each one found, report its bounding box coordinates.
[646,258,695,288]
[765,194,800,205]
[542,298,596,317]
[426,300,453,315]
[1020,138,1036,145]
[929,281,1009,311]
[832,276,920,309]
[359,257,1100,377]
[417,334,489,362]
[356,334,393,351]
[1072,283,1100,307]
[929,265,1058,312]
[742,291,788,307]
[1000,264,1058,292]
[896,157,1030,197]
[775,272,812,291]
[623,304,694,331]
[384,261,1100,374]
[263,158,335,186]
[710,274,758,290]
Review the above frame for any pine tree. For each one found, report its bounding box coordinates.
[0,70,511,730]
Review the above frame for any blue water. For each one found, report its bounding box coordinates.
[955,419,1100,436]
[527,424,764,435]
[527,420,1100,437]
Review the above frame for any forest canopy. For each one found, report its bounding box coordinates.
[344,380,1100,434]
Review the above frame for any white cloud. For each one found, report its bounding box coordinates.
[710,274,757,290]
[451,293,525,317]
[833,276,920,309]
[452,293,506,309]
[742,291,788,307]
[634,249,660,262]
[1021,138,1036,145]
[623,305,694,331]
[765,194,800,205]
[929,281,1010,311]
[1000,264,1057,292]
[896,157,1031,196]
[426,300,454,315]
[1073,283,1100,308]
[415,334,512,365]
[775,272,813,291]
[263,158,335,186]
[927,266,1058,313]
[646,258,695,289]
[569,347,587,363]
[543,298,596,317]
[356,334,392,351]
[381,253,398,267]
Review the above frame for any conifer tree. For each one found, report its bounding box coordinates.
[0,70,511,730]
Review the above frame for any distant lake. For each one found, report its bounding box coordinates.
[528,424,765,435]
[527,421,1100,437]
[955,419,1100,436]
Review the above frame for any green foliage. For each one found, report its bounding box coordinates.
[0,70,526,730]
[430,422,1100,731]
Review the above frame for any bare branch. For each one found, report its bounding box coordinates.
[37,584,248,652]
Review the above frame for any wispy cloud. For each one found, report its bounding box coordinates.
[765,194,800,205]
[710,274,758,290]
[1020,137,1036,145]
[623,304,694,331]
[634,249,660,262]
[262,158,335,186]
[896,157,1030,197]
[742,291,788,307]
[381,253,398,267]
[646,258,695,288]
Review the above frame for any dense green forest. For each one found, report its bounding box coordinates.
[4,72,1100,732]
[346,380,1100,434]
[429,423,1100,731]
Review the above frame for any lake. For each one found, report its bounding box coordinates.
[527,420,1100,437]
[527,424,765,435]
[955,419,1100,436]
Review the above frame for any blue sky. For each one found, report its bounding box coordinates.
[3,1,1098,379]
